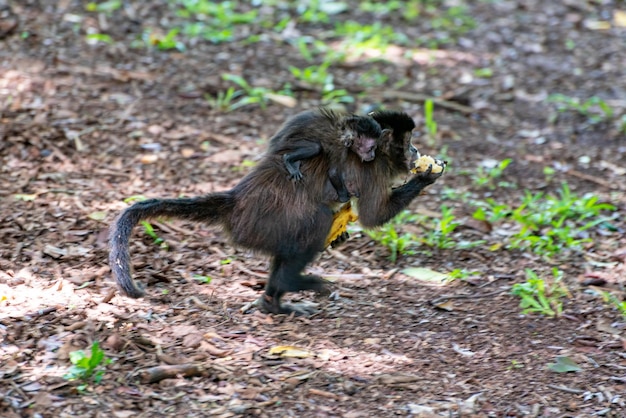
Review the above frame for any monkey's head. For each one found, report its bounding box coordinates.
[341,115,385,162]
[370,110,419,171]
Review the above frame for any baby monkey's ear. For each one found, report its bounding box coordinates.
[339,116,361,147]
[378,128,394,153]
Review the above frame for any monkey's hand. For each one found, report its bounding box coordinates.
[330,231,350,248]
[412,157,446,185]
[325,202,359,248]
[284,156,304,181]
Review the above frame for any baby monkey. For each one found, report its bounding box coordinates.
[274,108,388,203]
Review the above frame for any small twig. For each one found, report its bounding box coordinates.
[24,306,58,320]
[237,264,267,279]
[565,169,617,189]
[101,288,117,304]
[189,296,211,310]
[153,220,196,237]
[326,248,350,262]
[240,297,263,314]
[378,90,475,114]
[547,384,585,394]
[308,388,345,400]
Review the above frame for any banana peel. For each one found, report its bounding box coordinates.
[325,202,358,247]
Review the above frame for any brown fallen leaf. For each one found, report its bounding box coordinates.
[460,217,493,234]
[182,333,204,348]
[199,341,231,357]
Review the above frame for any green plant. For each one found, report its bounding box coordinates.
[193,274,212,284]
[358,1,404,15]
[473,183,617,258]
[358,70,389,87]
[205,87,239,111]
[618,114,626,134]
[86,0,122,13]
[289,63,354,104]
[140,221,168,249]
[419,3,476,47]
[420,205,461,249]
[220,74,282,110]
[63,342,111,390]
[152,28,185,51]
[123,195,147,204]
[548,94,614,125]
[365,211,419,263]
[423,99,438,141]
[543,166,556,182]
[472,158,513,189]
[291,37,346,64]
[85,33,113,45]
[447,269,480,281]
[508,359,524,370]
[296,0,347,23]
[511,269,568,317]
[174,0,257,44]
[597,290,626,318]
[472,198,513,223]
[335,21,408,57]
[508,184,616,257]
[474,67,493,78]
[290,63,331,89]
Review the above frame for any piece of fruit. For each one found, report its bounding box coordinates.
[411,155,445,174]
[325,202,358,247]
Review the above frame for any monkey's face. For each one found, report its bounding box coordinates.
[406,141,420,170]
[386,131,419,171]
[353,135,377,162]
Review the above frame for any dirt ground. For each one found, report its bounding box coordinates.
[1,1,625,417]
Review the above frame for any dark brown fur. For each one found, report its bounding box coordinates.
[108,110,443,315]
[272,108,386,203]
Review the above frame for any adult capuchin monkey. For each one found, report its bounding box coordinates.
[272,108,388,203]
[108,110,444,315]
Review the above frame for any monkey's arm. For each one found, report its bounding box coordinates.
[282,141,322,181]
[357,167,444,228]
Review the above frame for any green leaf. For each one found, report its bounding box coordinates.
[548,356,581,373]
[69,350,87,365]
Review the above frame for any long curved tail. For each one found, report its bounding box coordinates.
[108,192,234,298]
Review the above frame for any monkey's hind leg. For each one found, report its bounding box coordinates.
[261,248,330,316]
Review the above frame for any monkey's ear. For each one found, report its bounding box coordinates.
[379,128,393,152]
[341,116,359,147]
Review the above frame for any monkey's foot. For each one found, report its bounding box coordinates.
[279,300,320,316]
[414,161,446,185]
[300,274,331,295]
[242,296,320,316]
